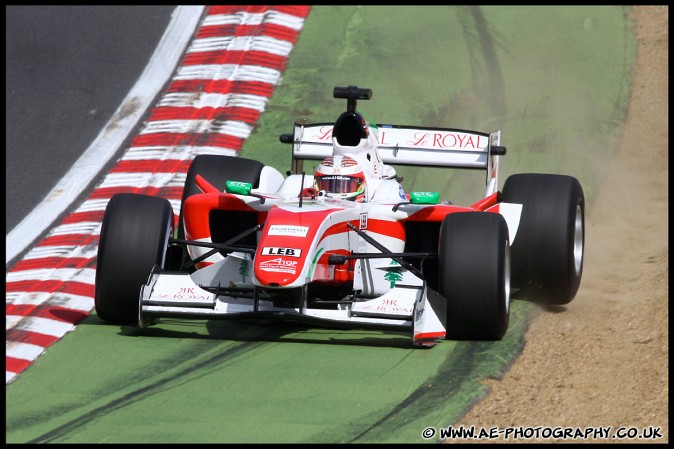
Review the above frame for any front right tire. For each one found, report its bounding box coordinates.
[95,193,174,324]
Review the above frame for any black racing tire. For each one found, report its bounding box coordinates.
[502,173,585,305]
[177,155,264,240]
[438,212,510,340]
[95,193,174,324]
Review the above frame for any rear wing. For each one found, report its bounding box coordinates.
[281,122,506,196]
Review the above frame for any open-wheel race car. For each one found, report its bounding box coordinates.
[94,85,585,347]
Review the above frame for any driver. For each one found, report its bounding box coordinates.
[298,111,404,202]
[313,155,366,202]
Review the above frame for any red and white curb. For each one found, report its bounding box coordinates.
[5,5,311,384]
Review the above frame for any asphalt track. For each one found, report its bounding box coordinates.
[6,6,634,443]
[5,5,176,236]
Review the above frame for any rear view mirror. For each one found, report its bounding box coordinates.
[225,181,252,195]
[410,192,440,205]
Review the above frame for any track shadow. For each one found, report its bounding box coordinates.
[511,290,570,314]
[107,317,420,350]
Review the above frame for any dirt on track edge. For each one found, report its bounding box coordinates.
[448,5,669,444]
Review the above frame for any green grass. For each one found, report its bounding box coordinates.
[241,5,635,206]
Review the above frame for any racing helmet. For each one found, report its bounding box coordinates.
[314,155,366,201]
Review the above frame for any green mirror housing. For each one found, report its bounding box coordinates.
[225,180,252,195]
[410,191,440,205]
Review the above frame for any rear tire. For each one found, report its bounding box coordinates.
[502,173,584,305]
[95,193,174,324]
[438,212,510,340]
[177,155,264,239]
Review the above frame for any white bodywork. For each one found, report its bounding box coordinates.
[140,119,520,348]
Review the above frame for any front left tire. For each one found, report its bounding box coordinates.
[437,212,510,340]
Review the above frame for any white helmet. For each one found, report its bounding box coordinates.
[314,155,366,201]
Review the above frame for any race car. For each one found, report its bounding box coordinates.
[94,85,585,347]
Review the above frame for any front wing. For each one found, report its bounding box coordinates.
[139,268,447,348]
